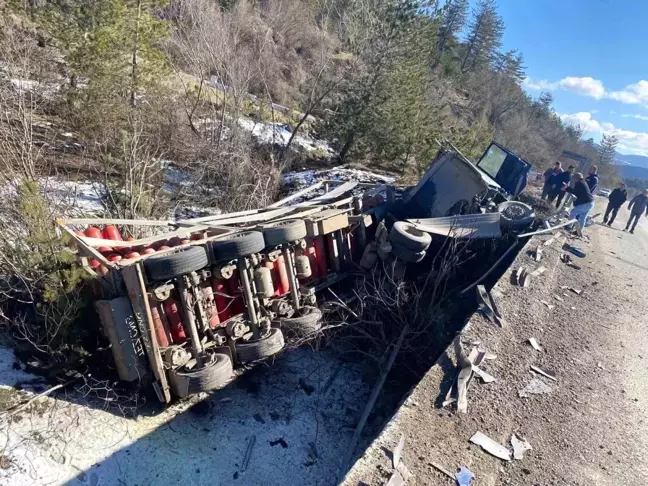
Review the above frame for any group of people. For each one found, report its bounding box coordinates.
[541,160,648,233]
[541,161,599,230]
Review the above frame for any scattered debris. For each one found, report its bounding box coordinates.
[472,365,497,383]
[554,295,563,302]
[528,338,543,352]
[476,285,506,327]
[543,236,556,247]
[534,246,543,261]
[269,438,288,448]
[563,243,586,258]
[429,461,455,480]
[511,434,533,460]
[518,218,578,237]
[530,266,546,277]
[597,362,605,370]
[455,466,475,486]
[519,379,553,397]
[568,287,583,295]
[541,300,555,310]
[392,434,405,469]
[484,352,497,360]
[469,431,511,461]
[241,435,256,472]
[561,253,582,269]
[530,365,557,381]
[444,340,484,412]
[386,462,412,486]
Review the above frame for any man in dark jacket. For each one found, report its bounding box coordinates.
[603,182,627,226]
[625,189,648,233]
[541,162,562,199]
[585,165,599,194]
[548,165,575,207]
[562,172,594,231]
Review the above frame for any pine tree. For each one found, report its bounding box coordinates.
[460,0,504,73]
[434,0,468,67]
[598,133,619,166]
[492,49,525,82]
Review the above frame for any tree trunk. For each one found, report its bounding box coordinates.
[130,0,143,108]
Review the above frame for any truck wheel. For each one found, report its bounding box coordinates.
[388,221,431,252]
[211,231,266,262]
[498,201,535,231]
[235,328,285,363]
[144,246,209,281]
[390,242,426,263]
[168,353,233,398]
[263,219,307,246]
[279,306,322,337]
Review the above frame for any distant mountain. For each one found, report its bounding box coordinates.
[615,152,648,169]
[617,164,648,181]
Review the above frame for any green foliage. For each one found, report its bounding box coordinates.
[460,0,504,73]
[599,133,619,165]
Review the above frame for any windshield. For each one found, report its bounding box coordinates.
[478,144,508,180]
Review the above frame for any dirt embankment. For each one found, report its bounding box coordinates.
[345,199,648,486]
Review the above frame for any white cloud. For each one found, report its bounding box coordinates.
[560,111,648,156]
[609,80,648,107]
[523,76,605,99]
[622,113,648,121]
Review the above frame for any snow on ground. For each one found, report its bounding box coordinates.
[0,347,43,389]
[0,348,370,486]
[237,118,334,156]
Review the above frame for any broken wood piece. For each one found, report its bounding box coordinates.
[511,434,532,460]
[528,338,543,352]
[397,462,411,482]
[540,300,555,310]
[476,285,506,327]
[569,287,582,295]
[530,365,557,381]
[543,236,556,246]
[469,431,511,461]
[530,266,546,277]
[429,462,454,480]
[484,352,497,360]
[534,246,543,261]
[472,365,497,383]
[519,378,553,397]
[392,434,405,469]
[241,435,256,472]
[554,295,563,302]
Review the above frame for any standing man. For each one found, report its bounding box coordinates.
[548,165,575,208]
[542,162,562,200]
[625,189,648,234]
[561,172,594,231]
[585,165,599,194]
[603,182,627,226]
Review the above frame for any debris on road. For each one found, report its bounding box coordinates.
[530,365,557,381]
[534,246,543,261]
[392,434,405,469]
[519,378,553,397]
[528,338,543,352]
[511,434,533,460]
[477,285,506,327]
[563,243,586,258]
[554,295,563,302]
[429,461,455,480]
[543,236,556,247]
[530,266,546,277]
[444,339,485,412]
[241,434,256,472]
[568,287,583,295]
[455,466,475,485]
[386,462,412,486]
[469,431,512,461]
[541,300,555,310]
[472,365,497,383]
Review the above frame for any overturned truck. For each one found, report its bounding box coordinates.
[57,142,534,403]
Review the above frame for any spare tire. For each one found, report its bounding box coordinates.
[279,306,322,337]
[388,221,432,252]
[498,201,535,231]
[263,219,308,247]
[168,353,233,398]
[391,242,426,263]
[144,246,208,281]
[235,328,285,363]
[211,231,266,262]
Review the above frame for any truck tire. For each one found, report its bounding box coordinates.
[498,201,535,231]
[211,231,266,262]
[168,353,233,398]
[391,242,426,263]
[235,328,285,363]
[279,306,322,337]
[263,219,307,247]
[144,246,209,281]
[388,221,431,252]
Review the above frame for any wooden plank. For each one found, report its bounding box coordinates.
[177,208,261,224]
[266,181,325,208]
[57,220,112,266]
[63,217,175,227]
[79,225,208,248]
[122,265,171,403]
[203,207,295,226]
[304,181,358,204]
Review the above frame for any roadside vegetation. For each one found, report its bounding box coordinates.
[0,0,619,364]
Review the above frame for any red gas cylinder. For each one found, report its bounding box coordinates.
[272,256,290,296]
[150,303,170,347]
[163,298,186,342]
[302,243,320,281]
[124,251,140,260]
[313,236,327,278]
[202,281,221,328]
[97,246,113,254]
[102,225,123,241]
[228,270,244,315]
[107,254,122,262]
[142,247,156,255]
[212,278,232,323]
[85,227,102,239]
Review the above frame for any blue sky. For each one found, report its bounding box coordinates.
[488,0,648,155]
